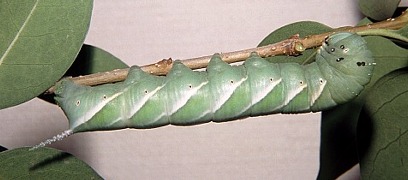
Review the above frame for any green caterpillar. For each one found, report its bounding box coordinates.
[31,32,375,149]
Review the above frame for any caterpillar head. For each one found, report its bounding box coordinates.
[317,32,375,85]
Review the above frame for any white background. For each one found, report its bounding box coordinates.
[1,1,370,179]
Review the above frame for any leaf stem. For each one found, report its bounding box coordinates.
[357,29,408,42]
[47,9,408,94]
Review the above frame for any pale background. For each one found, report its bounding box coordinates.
[0,1,371,179]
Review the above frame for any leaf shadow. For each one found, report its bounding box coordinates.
[65,44,98,77]
[317,101,363,179]
[0,145,7,152]
[29,151,72,171]
[357,106,374,161]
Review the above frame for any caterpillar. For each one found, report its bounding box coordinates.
[31,32,375,149]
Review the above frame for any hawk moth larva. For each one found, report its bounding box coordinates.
[31,32,375,149]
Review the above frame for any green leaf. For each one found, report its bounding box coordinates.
[0,0,93,109]
[396,24,408,41]
[358,68,408,179]
[38,44,129,104]
[358,0,401,21]
[357,17,374,26]
[318,35,408,179]
[0,147,102,179]
[364,36,408,83]
[258,21,333,64]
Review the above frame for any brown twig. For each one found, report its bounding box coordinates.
[47,10,408,94]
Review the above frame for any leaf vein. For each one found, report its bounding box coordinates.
[371,88,408,116]
[369,129,408,178]
[0,0,40,65]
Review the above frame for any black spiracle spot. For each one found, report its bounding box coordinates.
[340,45,345,49]
[324,36,330,45]
[357,62,366,66]
[319,78,324,84]
[336,57,344,62]
[330,48,335,52]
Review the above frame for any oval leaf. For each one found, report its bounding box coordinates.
[358,0,401,21]
[0,147,102,179]
[0,0,93,109]
[358,68,408,179]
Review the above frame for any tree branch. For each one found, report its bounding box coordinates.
[47,10,408,94]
